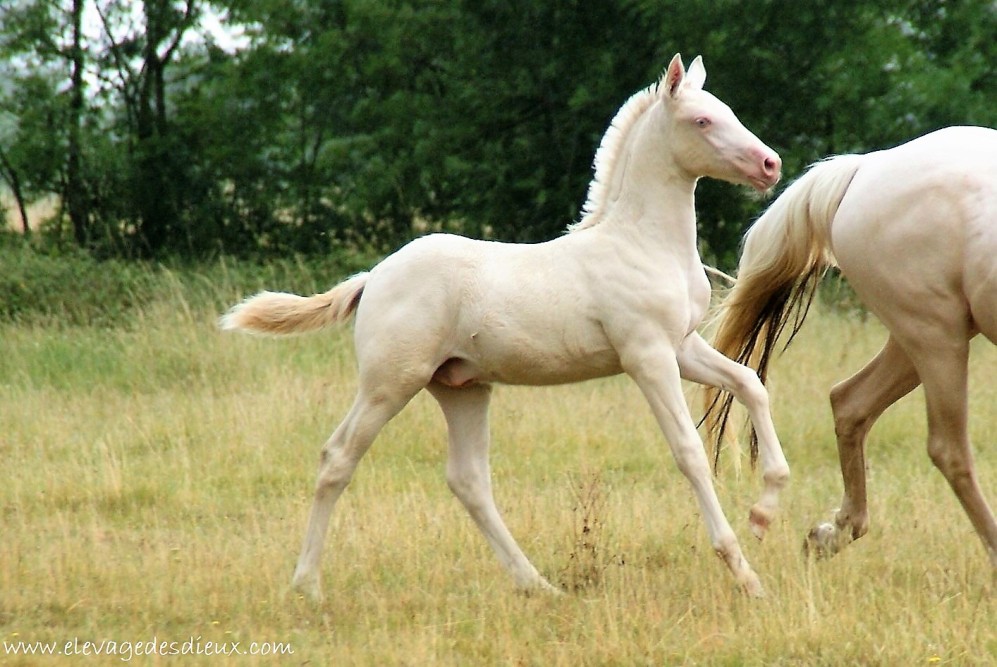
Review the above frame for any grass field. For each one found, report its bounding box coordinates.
[1,284,994,665]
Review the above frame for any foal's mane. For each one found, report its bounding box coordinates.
[568,78,661,232]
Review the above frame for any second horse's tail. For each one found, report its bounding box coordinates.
[704,154,863,455]
[220,272,369,336]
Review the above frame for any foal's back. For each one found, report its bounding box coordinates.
[829,126,997,342]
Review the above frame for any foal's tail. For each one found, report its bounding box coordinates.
[704,154,863,458]
[220,272,369,336]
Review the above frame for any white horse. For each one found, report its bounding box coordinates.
[222,54,788,599]
[706,126,997,570]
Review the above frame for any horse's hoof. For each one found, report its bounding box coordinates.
[803,522,839,560]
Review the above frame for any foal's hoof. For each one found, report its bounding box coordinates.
[518,577,563,597]
[290,574,323,604]
[741,573,766,599]
[749,505,773,541]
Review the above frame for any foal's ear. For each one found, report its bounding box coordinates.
[662,53,686,99]
[685,55,706,90]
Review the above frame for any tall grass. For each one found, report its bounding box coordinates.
[0,264,994,665]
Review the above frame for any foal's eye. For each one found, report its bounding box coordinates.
[695,117,711,128]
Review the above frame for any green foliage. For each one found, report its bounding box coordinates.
[0,236,155,326]
[423,0,660,242]
[0,234,380,326]
[1,0,994,261]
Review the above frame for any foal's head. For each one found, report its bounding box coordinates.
[653,54,781,193]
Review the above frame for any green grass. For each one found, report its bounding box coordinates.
[0,280,994,665]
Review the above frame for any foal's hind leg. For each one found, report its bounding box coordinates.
[427,383,558,592]
[806,336,920,558]
[291,387,417,600]
[677,333,790,539]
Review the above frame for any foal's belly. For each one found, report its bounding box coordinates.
[433,353,623,388]
[433,323,623,388]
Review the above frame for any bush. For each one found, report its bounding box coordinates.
[0,234,382,327]
[0,238,155,326]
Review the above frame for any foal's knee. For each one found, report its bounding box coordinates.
[671,437,711,480]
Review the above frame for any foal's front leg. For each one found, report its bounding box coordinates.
[623,339,764,596]
[677,333,790,539]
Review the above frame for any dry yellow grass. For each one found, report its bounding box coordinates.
[1,298,994,665]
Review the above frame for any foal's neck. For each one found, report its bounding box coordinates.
[605,163,700,255]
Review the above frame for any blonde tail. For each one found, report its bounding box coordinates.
[704,154,863,461]
[220,272,369,336]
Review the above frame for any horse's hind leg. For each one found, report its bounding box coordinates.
[677,333,789,539]
[807,336,920,558]
[291,385,418,600]
[427,382,558,592]
[905,332,997,569]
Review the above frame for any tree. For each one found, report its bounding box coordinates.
[0,0,87,242]
[220,0,661,247]
[427,0,660,242]
[1,0,993,261]
[96,0,201,255]
[202,0,468,253]
[65,0,88,246]
[0,144,31,236]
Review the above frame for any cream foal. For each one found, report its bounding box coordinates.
[223,54,788,599]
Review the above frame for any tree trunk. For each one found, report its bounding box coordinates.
[66,0,88,246]
[133,0,191,256]
[0,147,31,237]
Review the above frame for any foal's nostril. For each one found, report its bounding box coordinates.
[763,156,781,175]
